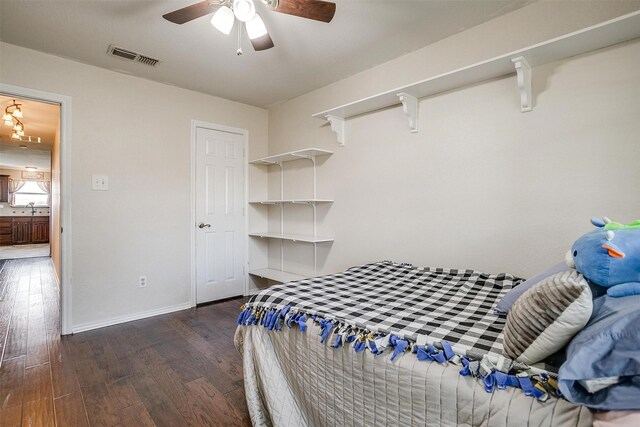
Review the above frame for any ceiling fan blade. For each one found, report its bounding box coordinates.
[250,32,275,51]
[163,1,219,24]
[272,0,336,23]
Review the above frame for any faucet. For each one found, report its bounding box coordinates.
[26,201,36,216]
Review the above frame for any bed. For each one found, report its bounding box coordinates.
[235,261,592,426]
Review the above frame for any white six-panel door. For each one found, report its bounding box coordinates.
[195,127,245,304]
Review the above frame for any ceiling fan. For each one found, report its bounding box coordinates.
[163,0,336,53]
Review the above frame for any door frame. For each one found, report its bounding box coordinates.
[0,83,73,335]
[189,120,249,306]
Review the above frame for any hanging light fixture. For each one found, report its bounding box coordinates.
[12,119,24,133]
[2,99,42,143]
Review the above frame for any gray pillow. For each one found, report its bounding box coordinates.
[502,270,593,365]
[495,262,570,315]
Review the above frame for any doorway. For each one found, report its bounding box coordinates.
[0,83,72,335]
[0,96,58,263]
[191,122,247,305]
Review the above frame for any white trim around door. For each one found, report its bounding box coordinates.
[190,120,249,306]
[0,83,73,335]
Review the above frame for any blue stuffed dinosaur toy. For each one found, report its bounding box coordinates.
[566,217,640,297]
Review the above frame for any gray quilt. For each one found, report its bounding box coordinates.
[235,323,591,426]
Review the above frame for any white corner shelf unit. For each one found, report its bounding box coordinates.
[249,148,333,284]
[312,10,640,145]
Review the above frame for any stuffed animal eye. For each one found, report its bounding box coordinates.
[573,250,578,257]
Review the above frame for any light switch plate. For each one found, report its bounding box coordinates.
[91,175,109,191]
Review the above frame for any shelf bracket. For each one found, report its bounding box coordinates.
[511,56,533,112]
[325,115,345,146]
[396,92,418,132]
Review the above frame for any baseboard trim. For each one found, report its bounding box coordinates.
[50,259,61,290]
[71,302,193,334]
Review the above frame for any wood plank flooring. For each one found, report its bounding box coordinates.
[0,257,251,426]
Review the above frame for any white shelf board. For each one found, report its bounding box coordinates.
[250,148,333,165]
[249,268,306,283]
[312,10,640,120]
[249,199,334,204]
[249,232,334,243]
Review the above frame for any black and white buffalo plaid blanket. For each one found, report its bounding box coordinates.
[241,261,522,358]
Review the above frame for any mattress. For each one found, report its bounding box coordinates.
[235,261,591,426]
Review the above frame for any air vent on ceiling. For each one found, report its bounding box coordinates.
[107,45,160,67]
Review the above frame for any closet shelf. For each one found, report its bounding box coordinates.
[250,148,333,165]
[249,232,334,243]
[249,199,333,205]
[311,10,640,142]
[248,268,306,283]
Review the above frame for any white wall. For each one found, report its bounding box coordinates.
[266,2,640,279]
[0,42,268,330]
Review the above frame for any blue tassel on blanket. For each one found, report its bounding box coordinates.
[263,311,272,328]
[297,315,307,332]
[354,340,366,353]
[416,346,434,362]
[320,320,334,343]
[459,357,472,376]
[389,336,409,361]
[268,311,279,330]
[280,305,291,319]
[482,372,496,393]
[286,313,295,328]
[441,341,455,361]
[237,308,248,325]
[333,333,343,348]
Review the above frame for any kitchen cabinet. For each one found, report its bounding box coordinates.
[12,217,33,244]
[0,217,11,246]
[31,217,50,243]
[0,216,50,246]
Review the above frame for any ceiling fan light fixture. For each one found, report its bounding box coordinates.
[211,6,235,35]
[2,112,12,122]
[11,131,20,140]
[246,14,268,39]
[233,0,256,22]
[12,106,23,118]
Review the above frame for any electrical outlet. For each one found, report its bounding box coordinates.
[139,276,147,288]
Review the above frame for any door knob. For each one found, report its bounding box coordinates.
[198,223,211,229]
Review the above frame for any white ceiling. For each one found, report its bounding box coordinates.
[0,96,57,172]
[0,0,532,108]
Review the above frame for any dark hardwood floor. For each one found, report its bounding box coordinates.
[0,257,251,426]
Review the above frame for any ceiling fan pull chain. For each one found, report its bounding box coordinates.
[237,22,243,56]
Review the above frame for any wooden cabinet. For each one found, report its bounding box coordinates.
[12,217,33,244]
[0,217,11,246]
[0,216,50,246]
[0,175,8,203]
[31,217,50,243]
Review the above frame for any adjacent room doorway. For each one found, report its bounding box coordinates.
[193,123,247,304]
